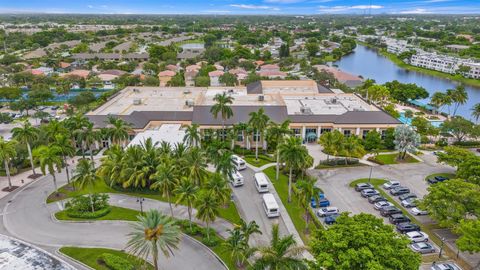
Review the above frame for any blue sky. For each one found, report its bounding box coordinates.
[1,0,479,14]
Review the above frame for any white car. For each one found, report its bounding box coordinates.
[382,180,400,190]
[317,207,339,217]
[229,170,244,187]
[406,231,429,243]
[431,262,461,270]
[374,201,393,210]
[231,155,247,171]
[410,207,428,216]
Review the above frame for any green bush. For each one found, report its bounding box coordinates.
[367,156,385,165]
[319,158,359,166]
[100,253,134,270]
[452,141,480,147]
[66,207,111,219]
[65,194,110,213]
[201,235,220,247]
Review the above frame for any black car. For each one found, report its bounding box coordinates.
[368,195,387,204]
[399,193,417,201]
[396,223,420,233]
[390,186,410,196]
[380,206,402,217]
[389,214,411,224]
[427,176,450,184]
[355,183,373,191]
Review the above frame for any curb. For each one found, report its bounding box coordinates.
[55,249,95,270]
[183,234,229,270]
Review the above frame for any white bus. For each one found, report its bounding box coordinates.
[254,172,269,193]
[229,170,244,187]
[262,193,280,218]
[231,155,247,171]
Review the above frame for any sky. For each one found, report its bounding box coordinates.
[0,0,479,15]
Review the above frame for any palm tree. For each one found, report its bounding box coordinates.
[252,224,307,270]
[12,121,39,176]
[296,177,320,234]
[279,136,308,203]
[205,173,231,205]
[472,103,480,123]
[404,109,414,124]
[52,134,75,185]
[126,209,181,270]
[33,145,63,192]
[222,228,255,268]
[214,150,235,180]
[43,120,68,142]
[151,157,179,216]
[195,192,220,241]
[72,159,100,212]
[342,136,364,165]
[319,130,343,165]
[235,122,249,150]
[210,92,234,136]
[0,137,18,190]
[248,108,270,160]
[106,116,132,146]
[174,177,199,231]
[238,220,262,244]
[96,145,124,187]
[449,85,468,116]
[183,124,201,147]
[184,147,208,186]
[267,120,292,181]
[430,92,449,113]
[74,122,98,162]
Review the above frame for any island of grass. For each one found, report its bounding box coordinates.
[243,154,275,167]
[424,173,456,182]
[55,206,141,221]
[59,247,153,270]
[368,153,419,165]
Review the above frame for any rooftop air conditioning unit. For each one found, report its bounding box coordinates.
[300,106,312,115]
[331,98,337,104]
[185,99,195,107]
[133,99,142,105]
[258,95,265,101]
[183,89,191,94]
[228,89,234,94]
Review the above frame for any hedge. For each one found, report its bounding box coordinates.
[452,141,480,147]
[100,253,134,270]
[66,207,111,219]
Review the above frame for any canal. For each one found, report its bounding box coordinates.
[334,44,480,120]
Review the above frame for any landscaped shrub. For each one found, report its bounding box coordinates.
[367,156,385,165]
[201,235,220,247]
[65,193,110,213]
[319,158,359,166]
[452,141,480,147]
[175,219,201,235]
[99,253,134,270]
[66,207,111,219]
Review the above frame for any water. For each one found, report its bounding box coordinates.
[334,45,480,120]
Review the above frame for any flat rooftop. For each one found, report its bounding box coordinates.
[127,124,185,148]
[283,94,377,115]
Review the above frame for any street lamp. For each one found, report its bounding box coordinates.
[439,237,446,258]
[368,166,373,183]
[136,197,145,214]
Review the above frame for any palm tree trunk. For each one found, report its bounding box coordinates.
[275,149,280,181]
[81,141,86,159]
[63,156,71,185]
[26,142,36,175]
[89,144,95,168]
[188,203,193,231]
[206,222,210,241]
[52,173,58,192]
[255,131,259,160]
[4,160,12,190]
[288,167,293,203]
[167,191,174,217]
[152,245,159,270]
[89,194,95,213]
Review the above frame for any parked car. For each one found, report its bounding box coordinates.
[317,207,339,217]
[380,206,402,217]
[361,189,379,198]
[368,195,387,204]
[396,223,420,233]
[382,180,400,190]
[399,193,417,201]
[427,176,450,185]
[431,262,461,270]
[406,231,429,243]
[401,198,417,208]
[355,183,373,191]
[324,214,340,225]
[389,214,411,224]
[410,242,435,254]
[390,186,410,196]
[410,207,428,216]
[374,201,393,210]
[310,193,330,208]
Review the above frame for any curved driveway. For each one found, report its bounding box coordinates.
[2,170,226,270]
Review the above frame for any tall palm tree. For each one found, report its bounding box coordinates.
[205,173,231,205]
[12,121,39,176]
[183,124,201,147]
[74,122,97,162]
[184,147,208,186]
[126,209,181,270]
[296,177,320,234]
[238,220,262,244]
[0,137,18,190]
[214,150,235,180]
[106,116,132,146]
[248,108,270,160]
[43,120,68,142]
[342,136,364,165]
[52,134,76,185]
[96,145,124,187]
[252,224,307,270]
[449,85,468,116]
[319,130,343,165]
[151,157,179,216]
[471,103,480,123]
[279,136,308,203]
[210,92,234,136]
[195,192,220,241]
[72,159,100,212]
[33,145,63,192]
[174,177,199,231]
[222,228,255,268]
[267,120,292,181]
[235,122,249,150]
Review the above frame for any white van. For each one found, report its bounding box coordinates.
[231,155,247,171]
[254,172,269,193]
[262,193,280,218]
[229,170,244,187]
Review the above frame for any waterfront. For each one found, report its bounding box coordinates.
[335,44,480,120]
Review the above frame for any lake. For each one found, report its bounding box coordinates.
[334,44,480,120]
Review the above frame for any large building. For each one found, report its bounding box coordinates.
[87,80,400,146]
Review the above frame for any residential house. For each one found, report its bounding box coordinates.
[158,70,176,86]
[209,70,224,87]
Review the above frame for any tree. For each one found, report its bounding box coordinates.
[69,91,96,107]
[210,92,234,134]
[441,116,474,143]
[457,156,480,185]
[310,213,421,270]
[383,128,396,150]
[296,177,320,234]
[238,220,262,244]
[430,92,451,114]
[151,157,178,217]
[106,116,132,146]
[195,76,210,87]
[183,124,201,147]
[305,42,319,57]
[12,120,39,176]
[448,85,468,116]
[203,34,218,47]
[319,130,344,163]
[126,210,181,270]
[248,108,270,160]
[366,85,389,105]
[456,219,480,261]
[222,228,255,268]
[253,224,307,270]
[33,145,63,192]
[174,177,199,231]
[219,72,238,86]
[213,151,235,185]
[384,80,429,103]
[184,147,208,186]
[74,122,99,165]
[0,87,22,100]
[420,179,480,228]
[394,125,420,160]
[363,130,381,151]
[383,104,400,118]
[472,103,480,123]
[436,146,475,167]
[0,137,18,190]
[267,120,292,181]
[72,159,100,212]
[52,134,75,185]
[195,192,220,241]
[279,136,308,203]
[342,136,365,164]
[411,117,434,135]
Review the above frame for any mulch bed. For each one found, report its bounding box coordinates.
[2,186,19,192]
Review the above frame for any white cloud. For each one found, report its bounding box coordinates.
[399,8,432,14]
[203,10,232,13]
[264,0,304,3]
[422,0,452,2]
[230,4,272,9]
[318,5,383,13]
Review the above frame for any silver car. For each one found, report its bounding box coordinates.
[374,201,393,210]
[401,198,417,208]
[411,242,435,254]
[410,207,428,216]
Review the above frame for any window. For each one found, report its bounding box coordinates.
[253,131,260,142]
[320,128,332,134]
[362,130,370,139]
[343,130,351,137]
[381,130,387,140]
[236,132,244,142]
[292,128,301,137]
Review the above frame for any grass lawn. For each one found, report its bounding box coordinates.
[243,154,275,168]
[55,206,141,221]
[315,162,365,170]
[59,247,153,270]
[369,153,419,165]
[424,173,456,182]
[263,167,318,243]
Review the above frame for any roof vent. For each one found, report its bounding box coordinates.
[185,99,194,107]
[183,89,191,94]
[133,99,142,105]
[300,106,312,115]
[258,95,265,101]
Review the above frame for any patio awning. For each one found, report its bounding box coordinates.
[306,132,317,140]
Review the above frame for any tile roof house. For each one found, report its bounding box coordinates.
[61,69,91,79]
[208,70,224,87]
[229,68,248,82]
[185,69,199,87]
[158,70,177,86]
[314,65,363,88]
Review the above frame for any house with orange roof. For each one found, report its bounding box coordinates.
[61,69,91,79]
[208,70,224,87]
[158,70,176,86]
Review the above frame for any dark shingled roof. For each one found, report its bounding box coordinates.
[192,105,288,125]
[87,111,193,129]
[317,84,334,93]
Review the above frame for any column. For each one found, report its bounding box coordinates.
[302,126,306,140]
[356,127,361,136]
